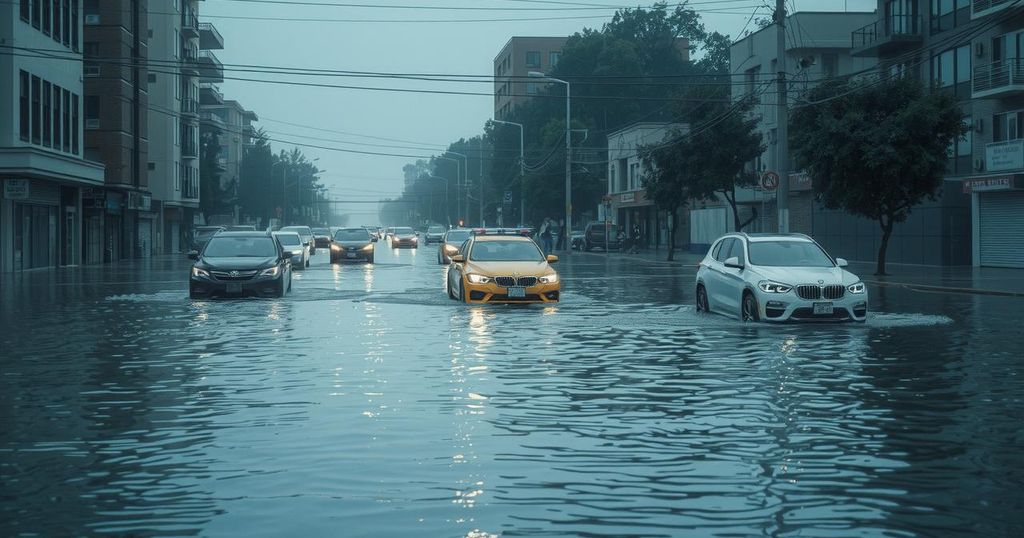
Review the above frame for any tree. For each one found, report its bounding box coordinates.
[640,89,764,259]
[238,130,275,226]
[199,124,232,217]
[790,76,964,275]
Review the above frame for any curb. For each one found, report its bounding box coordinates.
[863,279,1024,298]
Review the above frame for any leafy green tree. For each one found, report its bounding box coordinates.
[238,130,275,226]
[791,76,964,275]
[199,124,231,217]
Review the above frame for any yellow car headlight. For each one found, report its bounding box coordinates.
[539,274,559,284]
[444,245,458,254]
[331,243,341,250]
[466,274,490,284]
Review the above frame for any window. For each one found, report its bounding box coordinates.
[745,65,760,95]
[993,111,1023,142]
[931,45,969,90]
[43,0,51,35]
[525,51,541,67]
[713,239,734,262]
[147,162,156,171]
[72,93,79,154]
[32,0,40,28]
[886,0,916,34]
[526,82,539,95]
[175,161,181,191]
[148,73,157,83]
[549,51,561,67]
[62,89,71,152]
[84,94,99,129]
[53,0,62,42]
[31,76,41,144]
[53,84,62,151]
[930,0,968,33]
[19,71,29,141]
[957,116,972,157]
[71,0,79,50]
[21,0,29,21]
[609,164,616,192]
[43,81,52,146]
[993,31,1024,62]
[629,162,641,190]
[63,0,71,47]
[728,239,746,265]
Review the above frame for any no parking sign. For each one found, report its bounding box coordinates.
[760,171,780,191]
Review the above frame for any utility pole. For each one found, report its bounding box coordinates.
[775,0,790,233]
[479,138,484,227]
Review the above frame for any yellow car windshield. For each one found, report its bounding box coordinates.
[470,241,543,262]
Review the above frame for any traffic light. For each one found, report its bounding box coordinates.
[458,220,464,227]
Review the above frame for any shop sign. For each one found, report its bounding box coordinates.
[620,191,635,203]
[986,140,1024,172]
[962,176,1016,193]
[4,179,29,200]
[789,171,813,192]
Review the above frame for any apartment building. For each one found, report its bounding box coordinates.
[147,1,218,254]
[605,122,688,250]
[81,0,149,264]
[1,0,105,272]
[493,37,568,120]
[842,0,1023,267]
[714,12,878,255]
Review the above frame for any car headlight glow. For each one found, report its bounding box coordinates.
[260,266,280,277]
[444,245,458,253]
[331,243,341,250]
[192,267,210,278]
[362,244,374,251]
[848,282,866,294]
[466,274,490,284]
[758,280,792,293]
[539,274,559,284]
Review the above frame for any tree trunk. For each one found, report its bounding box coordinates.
[723,189,742,231]
[876,216,894,276]
[667,208,676,261]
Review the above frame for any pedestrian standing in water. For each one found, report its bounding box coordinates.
[540,218,553,254]
[629,223,642,254]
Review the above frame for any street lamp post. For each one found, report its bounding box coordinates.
[437,155,460,226]
[424,174,450,227]
[272,160,287,226]
[447,151,468,225]
[529,71,571,254]
[491,119,524,225]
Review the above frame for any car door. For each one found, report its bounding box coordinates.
[718,239,748,315]
[704,238,732,310]
[447,239,468,295]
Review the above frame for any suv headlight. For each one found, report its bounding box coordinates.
[331,243,341,250]
[758,280,792,293]
[847,282,866,294]
[260,266,280,277]
[538,274,559,284]
[192,267,210,278]
[466,274,490,284]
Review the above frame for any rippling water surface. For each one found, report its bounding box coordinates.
[2,249,1022,537]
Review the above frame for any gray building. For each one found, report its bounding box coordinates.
[493,36,568,120]
[1,0,105,272]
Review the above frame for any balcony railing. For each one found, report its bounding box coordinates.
[972,0,1018,19]
[200,83,224,105]
[181,98,199,116]
[200,111,226,129]
[180,46,199,75]
[181,8,199,37]
[181,140,199,159]
[198,22,225,50]
[851,14,922,57]
[973,58,1024,98]
[182,178,199,200]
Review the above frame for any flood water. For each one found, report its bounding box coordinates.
[2,245,1022,537]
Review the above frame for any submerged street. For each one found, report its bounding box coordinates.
[2,245,1022,537]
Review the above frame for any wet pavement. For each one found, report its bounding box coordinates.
[2,243,1023,537]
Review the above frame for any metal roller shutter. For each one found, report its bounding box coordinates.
[979,191,1024,268]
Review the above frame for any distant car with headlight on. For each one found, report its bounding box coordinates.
[390,226,418,248]
[311,227,332,248]
[272,231,310,269]
[330,227,375,263]
[695,233,867,322]
[437,228,472,264]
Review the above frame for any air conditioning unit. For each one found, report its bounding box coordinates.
[974,42,984,57]
[974,158,985,172]
[85,14,100,25]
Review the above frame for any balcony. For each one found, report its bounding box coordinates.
[181,97,199,118]
[181,139,199,159]
[181,8,199,39]
[180,47,200,76]
[200,111,226,130]
[198,50,224,83]
[182,178,199,200]
[973,59,1024,98]
[972,0,1021,19]
[851,15,922,57]
[200,83,224,105]
[199,22,224,51]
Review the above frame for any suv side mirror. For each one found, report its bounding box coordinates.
[450,254,465,263]
[835,257,849,267]
[724,256,744,269]
[187,250,199,260]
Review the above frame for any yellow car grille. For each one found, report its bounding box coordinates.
[494,276,538,287]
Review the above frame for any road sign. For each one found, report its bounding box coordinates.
[760,171,780,191]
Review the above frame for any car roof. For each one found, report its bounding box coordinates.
[337,227,368,232]
[474,235,534,242]
[732,232,814,242]
[214,231,272,238]
[272,231,300,236]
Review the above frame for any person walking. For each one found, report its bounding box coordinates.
[629,223,642,254]
[556,219,566,250]
[540,218,553,254]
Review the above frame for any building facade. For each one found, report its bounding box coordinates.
[493,36,568,120]
[846,0,1023,267]
[1,0,106,273]
[82,0,150,264]
[726,11,878,243]
[605,122,688,250]
[200,99,257,224]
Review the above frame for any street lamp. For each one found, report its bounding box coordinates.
[491,119,524,225]
[529,71,571,254]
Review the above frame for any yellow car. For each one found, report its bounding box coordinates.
[446,234,560,304]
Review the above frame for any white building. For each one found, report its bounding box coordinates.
[1,0,105,272]
[605,122,686,249]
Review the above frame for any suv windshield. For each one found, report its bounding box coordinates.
[195,229,221,240]
[335,229,370,241]
[445,230,471,243]
[393,227,413,235]
[471,240,543,262]
[274,233,301,246]
[204,236,279,258]
[748,240,834,267]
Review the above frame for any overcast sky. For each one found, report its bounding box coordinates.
[200,0,876,223]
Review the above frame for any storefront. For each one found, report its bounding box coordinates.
[2,179,63,271]
[968,175,1024,268]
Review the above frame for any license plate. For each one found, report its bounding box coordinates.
[508,287,526,298]
[813,302,834,315]
[226,283,242,294]
[347,252,356,258]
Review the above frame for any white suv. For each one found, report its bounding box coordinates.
[695,233,868,322]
